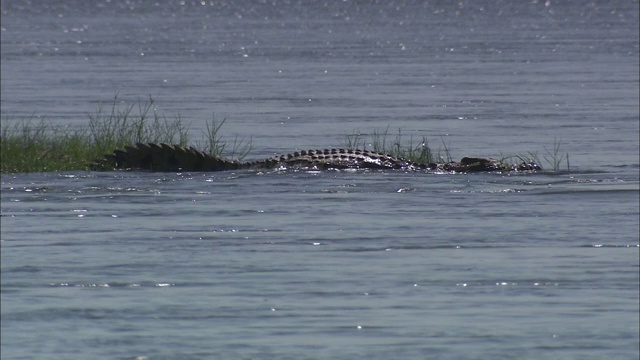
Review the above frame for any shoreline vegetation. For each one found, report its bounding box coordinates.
[1,97,569,174]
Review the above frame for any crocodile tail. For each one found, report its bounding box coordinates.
[89,143,242,172]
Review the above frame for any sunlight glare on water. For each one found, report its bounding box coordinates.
[1,1,639,359]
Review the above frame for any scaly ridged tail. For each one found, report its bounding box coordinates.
[89,143,241,172]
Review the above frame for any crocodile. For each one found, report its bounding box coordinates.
[89,143,540,173]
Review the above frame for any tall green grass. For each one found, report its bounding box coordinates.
[344,127,570,171]
[87,96,190,151]
[344,126,453,164]
[195,117,253,162]
[0,96,249,173]
[499,138,570,172]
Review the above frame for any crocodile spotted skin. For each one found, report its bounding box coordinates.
[246,149,428,171]
[89,143,540,173]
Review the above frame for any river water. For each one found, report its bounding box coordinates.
[1,1,639,359]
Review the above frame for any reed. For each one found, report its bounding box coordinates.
[0,97,246,173]
[87,95,189,151]
[500,138,570,172]
[345,128,571,171]
[344,127,452,164]
[194,117,253,162]
[2,118,93,173]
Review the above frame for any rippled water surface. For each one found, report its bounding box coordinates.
[1,1,639,359]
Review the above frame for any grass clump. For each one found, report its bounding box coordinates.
[2,119,87,173]
[500,138,570,172]
[0,96,249,173]
[1,96,188,173]
[195,117,252,162]
[345,126,452,164]
[88,95,189,151]
[345,128,570,171]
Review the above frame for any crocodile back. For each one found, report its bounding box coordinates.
[89,143,539,173]
[249,149,427,171]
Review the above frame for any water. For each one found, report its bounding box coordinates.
[1,1,639,359]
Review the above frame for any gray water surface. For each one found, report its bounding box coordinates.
[1,1,639,359]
